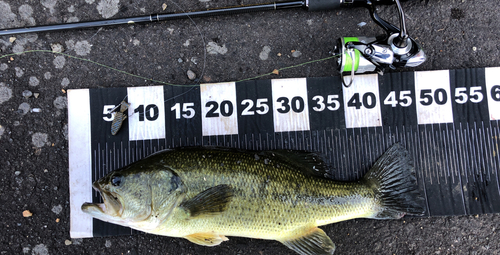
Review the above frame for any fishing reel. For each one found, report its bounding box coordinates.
[335,0,426,86]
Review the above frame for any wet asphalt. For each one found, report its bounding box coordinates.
[1,0,499,254]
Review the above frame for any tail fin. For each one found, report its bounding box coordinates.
[363,143,425,219]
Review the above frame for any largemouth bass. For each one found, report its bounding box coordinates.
[82,144,424,254]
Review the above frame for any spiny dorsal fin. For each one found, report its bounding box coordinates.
[279,227,335,255]
[185,232,229,246]
[261,150,331,178]
[180,184,233,218]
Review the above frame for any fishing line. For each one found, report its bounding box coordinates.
[0,50,338,85]
[1,49,338,130]
[236,55,340,82]
[167,0,208,85]
[0,50,182,86]
[125,0,208,118]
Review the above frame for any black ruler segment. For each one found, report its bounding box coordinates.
[379,71,418,127]
[236,80,274,135]
[80,67,500,237]
[450,68,490,123]
[306,76,346,130]
[89,87,133,237]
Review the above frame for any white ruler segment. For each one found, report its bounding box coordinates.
[485,67,500,120]
[414,70,454,124]
[127,86,166,140]
[342,73,382,128]
[200,82,239,136]
[271,78,310,132]
[67,89,93,238]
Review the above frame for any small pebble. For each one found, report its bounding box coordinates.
[31,108,42,113]
[32,132,49,148]
[357,22,367,27]
[34,93,40,98]
[56,218,60,223]
[259,46,271,60]
[52,205,63,215]
[291,50,302,58]
[105,240,112,248]
[54,55,66,69]
[22,90,32,98]
[15,171,21,175]
[177,58,183,63]
[32,244,48,255]
[16,67,24,77]
[18,102,30,115]
[29,76,40,87]
[187,70,196,80]
[65,240,72,245]
[23,210,33,217]
[61,78,70,87]
[53,96,68,109]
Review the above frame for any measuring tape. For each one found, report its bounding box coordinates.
[68,67,500,238]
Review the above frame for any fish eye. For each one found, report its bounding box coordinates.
[111,175,122,186]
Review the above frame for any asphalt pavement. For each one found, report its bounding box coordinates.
[1,0,499,254]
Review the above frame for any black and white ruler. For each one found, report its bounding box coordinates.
[68,67,500,238]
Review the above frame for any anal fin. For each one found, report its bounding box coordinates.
[279,227,335,255]
[185,232,229,246]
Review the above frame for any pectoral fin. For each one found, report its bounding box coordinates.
[185,232,229,246]
[180,184,233,218]
[279,227,335,255]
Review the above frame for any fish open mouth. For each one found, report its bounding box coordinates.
[81,181,123,216]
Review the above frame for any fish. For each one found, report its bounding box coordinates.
[82,144,425,255]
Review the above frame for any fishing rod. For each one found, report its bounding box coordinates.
[0,0,426,86]
[0,0,409,36]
